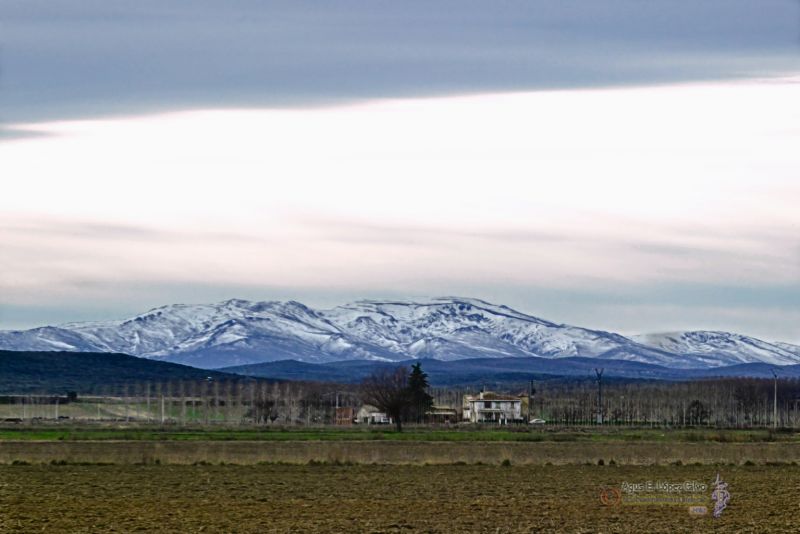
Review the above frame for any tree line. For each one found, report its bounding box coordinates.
[5,370,800,429]
[515,377,800,427]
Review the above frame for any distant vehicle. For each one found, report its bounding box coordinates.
[528,418,546,425]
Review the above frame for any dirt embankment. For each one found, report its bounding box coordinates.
[2,440,799,465]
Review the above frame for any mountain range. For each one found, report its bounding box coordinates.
[1,297,798,370]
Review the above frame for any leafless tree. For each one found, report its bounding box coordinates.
[360,367,410,432]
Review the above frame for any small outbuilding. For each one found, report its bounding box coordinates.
[334,406,355,426]
[425,405,459,424]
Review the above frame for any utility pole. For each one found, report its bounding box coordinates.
[772,369,778,429]
[528,380,534,422]
[595,368,604,425]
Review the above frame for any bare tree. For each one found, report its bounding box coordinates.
[360,367,410,432]
[179,380,188,425]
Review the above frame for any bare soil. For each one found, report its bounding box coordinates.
[1,463,797,533]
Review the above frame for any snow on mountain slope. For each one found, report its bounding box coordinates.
[1,297,798,370]
[65,299,351,361]
[632,331,800,367]
[0,326,98,353]
[320,298,686,367]
[1,300,399,368]
[774,342,800,358]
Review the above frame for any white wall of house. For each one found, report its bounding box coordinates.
[462,392,522,424]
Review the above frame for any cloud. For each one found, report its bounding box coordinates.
[1,77,799,339]
[0,127,49,141]
[0,219,166,240]
[1,0,798,127]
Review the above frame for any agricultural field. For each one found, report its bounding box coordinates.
[1,463,796,533]
[2,425,799,443]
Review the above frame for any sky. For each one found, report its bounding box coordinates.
[1,1,799,342]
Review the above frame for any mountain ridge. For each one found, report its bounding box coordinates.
[1,297,798,370]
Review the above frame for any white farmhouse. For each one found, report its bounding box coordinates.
[356,404,392,425]
[462,391,523,424]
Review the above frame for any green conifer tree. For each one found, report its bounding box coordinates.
[406,363,434,423]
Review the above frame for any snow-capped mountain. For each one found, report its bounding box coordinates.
[0,300,399,368]
[1,297,798,370]
[631,331,800,367]
[318,299,683,366]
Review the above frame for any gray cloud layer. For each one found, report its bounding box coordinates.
[2,0,799,127]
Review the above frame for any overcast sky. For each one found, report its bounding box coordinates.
[2,1,799,342]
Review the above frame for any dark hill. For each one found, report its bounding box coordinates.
[222,355,689,386]
[0,350,241,394]
[222,356,800,386]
